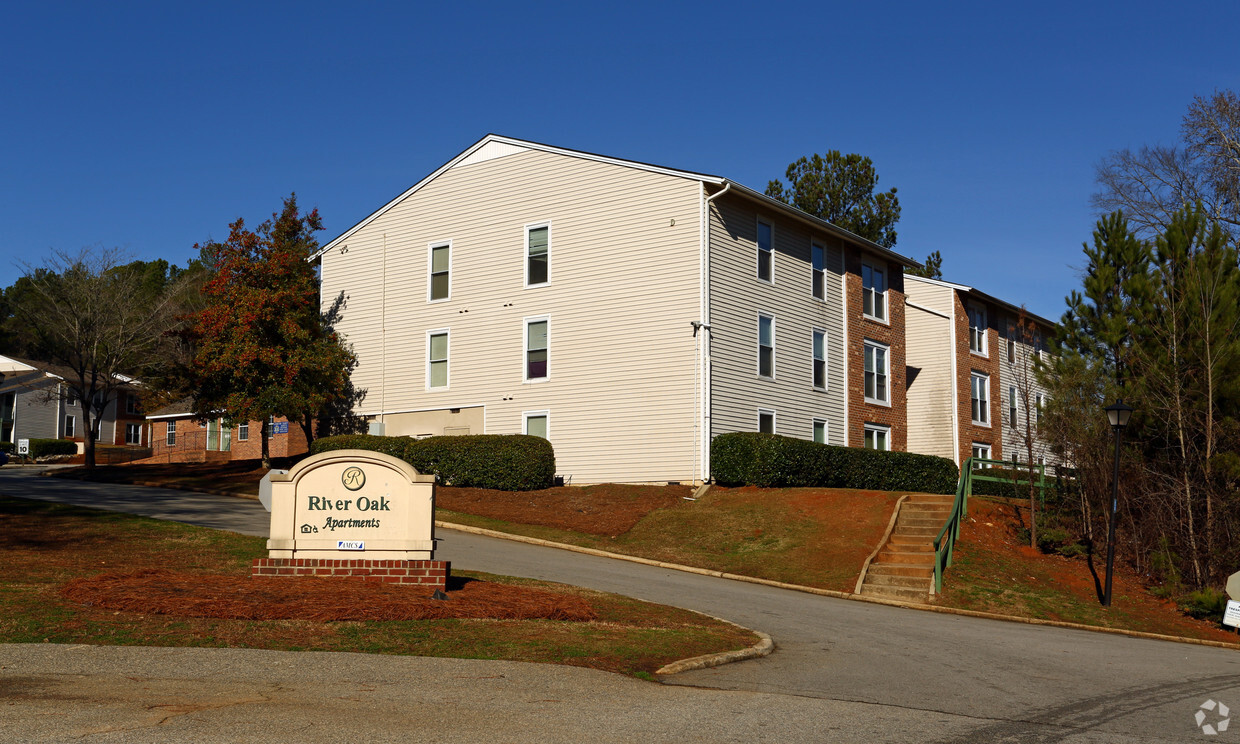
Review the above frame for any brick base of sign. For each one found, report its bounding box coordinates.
[251,559,450,590]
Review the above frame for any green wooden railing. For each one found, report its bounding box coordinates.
[932,458,1047,594]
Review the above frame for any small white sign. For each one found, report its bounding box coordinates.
[1224,600,1240,629]
[16,439,28,455]
[337,540,365,551]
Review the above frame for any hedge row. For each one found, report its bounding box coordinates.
[29,439,78,458]
[711,432,959,494]
[0,442,11,453]
[310,434,556,491]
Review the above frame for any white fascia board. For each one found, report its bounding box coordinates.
[313,134,726,261]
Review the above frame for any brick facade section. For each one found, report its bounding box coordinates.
[846,254,907,450]
[146,416,308,463]
[954,292,1002,463]
[251,559,450,590]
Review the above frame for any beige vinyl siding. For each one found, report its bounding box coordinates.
[320,148,703,483]
[1000,318,1056,467]
[707,195,846,446]
[905,300,955,460]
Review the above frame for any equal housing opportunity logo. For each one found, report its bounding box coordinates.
[1197,699,1231,736]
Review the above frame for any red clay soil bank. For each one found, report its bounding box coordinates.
[60,569,598,622]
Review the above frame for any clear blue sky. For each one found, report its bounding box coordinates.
[2,1,1236,321]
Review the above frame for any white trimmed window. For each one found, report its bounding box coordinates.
[1035,393,1044,424]
[523,410,549,440]
[811,242,826,300]
[238,421,249,441]
[428,242,451,302]
[812,418,827,444]
[1006,323,1016,363]
[165,420,176,446]
[268,415,276,439]
[125,423,142,445]
[971,372,990,426]
[125,394,139,415]
[758,314,775,379]
[864,340,889,404]
[969,304,987,355]
[972,442,992,467]
[525,317,549,381]
[1008,386,1017,425]
[526,223,550,287]
[864,423,890,451]
[862,262,886,321]
[757,219,773,282]
[758,408,776,434]
[65,415,76,438]
[812,328,827,390]
[427,330,449,389]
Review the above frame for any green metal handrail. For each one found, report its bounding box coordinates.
[932,457,1047,594]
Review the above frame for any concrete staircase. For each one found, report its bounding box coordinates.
[858,493,956,603]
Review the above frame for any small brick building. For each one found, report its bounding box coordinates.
[144,399,308,463]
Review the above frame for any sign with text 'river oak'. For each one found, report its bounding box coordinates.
[265,450,438,560]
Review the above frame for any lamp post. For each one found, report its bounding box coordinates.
[1102,400,1134,607]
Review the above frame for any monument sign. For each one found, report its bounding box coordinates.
[253,449,449,589]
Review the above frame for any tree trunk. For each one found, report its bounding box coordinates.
[299,411,315,451]
[260,418,271,470]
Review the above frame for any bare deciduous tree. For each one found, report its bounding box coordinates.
[17,247,188,467]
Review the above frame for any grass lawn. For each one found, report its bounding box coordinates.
[48,462,1239,644]
[0,497,757,677]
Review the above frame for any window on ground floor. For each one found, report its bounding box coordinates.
[972,442,992,467]
[864,423,890,451]
[65,415,76,438]
[813,418,827,444]
[166,420,176,446]
[758,409,775,434]
[523,410,549,440]
[125,423,141,445]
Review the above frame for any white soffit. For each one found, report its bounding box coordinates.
[0,355,36,374]
[453,140,530,169]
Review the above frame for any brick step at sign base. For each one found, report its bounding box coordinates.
[252,558,450,590]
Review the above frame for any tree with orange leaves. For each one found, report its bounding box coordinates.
[188,194,355,467]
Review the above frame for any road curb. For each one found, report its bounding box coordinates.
[655,626,773,676]
[436,520,1240,653]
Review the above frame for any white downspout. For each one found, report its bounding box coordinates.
[950,290,960,467]
[699,182,731,483]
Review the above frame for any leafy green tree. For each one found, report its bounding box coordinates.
[187,194,356,467]
[765,151,901,247]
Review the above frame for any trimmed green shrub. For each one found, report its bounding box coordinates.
[711,432,958,493]
[29,438,78,458]
[310,434,412,460]
[0,442,12,453]
[309,433,556,491]
[407,435,555,491]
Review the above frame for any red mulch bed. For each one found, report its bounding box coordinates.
[60,569,598,622]
[437,483,693,536]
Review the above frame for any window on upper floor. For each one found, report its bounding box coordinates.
[969,304,987,355]
[428,242,451,302]
[862,262,886,321]
[758,314,775,378]
[758,408,775,434]
[811,242,825,300]
[525,317,549,381]
[864,340,889,405]
[812,329,827,390]
[757,220,773,282]
[1006,323,1016,363]
[427,330,449,389]
[526,224,550,287]
[864,423,890,451]
[971,372,990,426]
[125,394,139,415]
